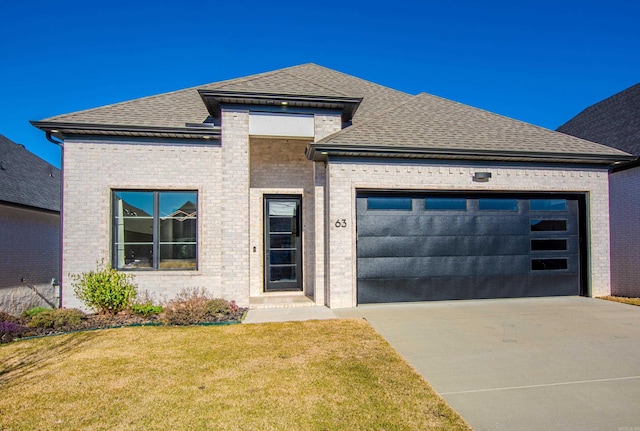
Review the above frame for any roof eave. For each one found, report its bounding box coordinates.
[198,90,363,122]
[306,144,636,165]
[31,121,221,141]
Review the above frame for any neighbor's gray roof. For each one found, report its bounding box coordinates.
[557,83,640,156]
[0,134,61,212]
[38,63,412,128]
[310,92,631,162]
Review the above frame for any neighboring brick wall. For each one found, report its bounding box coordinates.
[0,204,60,313]
[61,139,226,309]
[609,167,640,297]
[325,160,612,308]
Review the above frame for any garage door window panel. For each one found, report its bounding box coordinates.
[531,219,567,232]
[531,239,568,251]
[532,258,568,271]
[425,198,467,211]
[367,197,412,210]
[530,199,567,211]
[479,198,518,211]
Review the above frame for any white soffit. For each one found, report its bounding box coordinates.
[249,112,314,138]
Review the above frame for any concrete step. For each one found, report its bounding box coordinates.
[249,293,317,309]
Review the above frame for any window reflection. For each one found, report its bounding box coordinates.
[113,191,197,270]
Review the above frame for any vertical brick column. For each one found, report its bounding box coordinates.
[313,113,342,305]
[221,109,251,303]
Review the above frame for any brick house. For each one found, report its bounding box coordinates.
[558,83,640,297]
[0,134,61,313]
[32,64,633,309]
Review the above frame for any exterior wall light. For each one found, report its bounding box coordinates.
[473,172,492,182]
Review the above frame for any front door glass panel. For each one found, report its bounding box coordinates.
[265,197,302,291]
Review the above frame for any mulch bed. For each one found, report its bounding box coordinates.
[1,308,247,342]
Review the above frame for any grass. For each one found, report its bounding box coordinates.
[599,296,640,306]
[0,319,470,431]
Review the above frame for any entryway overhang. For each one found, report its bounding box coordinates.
[198,90,362,123]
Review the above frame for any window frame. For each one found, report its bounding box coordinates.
[112,190,198,271]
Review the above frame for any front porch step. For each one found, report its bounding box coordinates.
[249,294,317,309]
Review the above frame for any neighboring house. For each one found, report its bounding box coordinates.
[32,64,633,310]
[0,134,61,313]
[557,83,640,297]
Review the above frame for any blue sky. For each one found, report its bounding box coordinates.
[1,0,638,168]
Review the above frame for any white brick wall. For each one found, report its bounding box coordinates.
[609,167,640,297]
[220,109,251,304]
[62,109,613,310]
[60,111,344,310]
[325,160,612,308]
[61,139,225,309]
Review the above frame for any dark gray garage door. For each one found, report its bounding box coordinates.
[356,193,585,304]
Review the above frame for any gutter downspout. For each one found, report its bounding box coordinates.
[46,132,64,308]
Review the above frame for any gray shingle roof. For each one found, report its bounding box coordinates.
[40,63,412,127]
[314,93,631,159]
[0,134,61,212]
[36,63,632,163]
[557,83,640,156]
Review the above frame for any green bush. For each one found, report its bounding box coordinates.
[71,262,137,314]
[27,309,86,329]
[21,306,51,319]
[130,303,164,317]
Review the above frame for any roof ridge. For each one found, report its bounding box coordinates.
[203,63,311,91]
[281,69,351,97]
[294,63,413,98]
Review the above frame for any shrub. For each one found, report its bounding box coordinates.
[130,303,164,317]
[21,306,51,319]
[161,288,210,325]
[161,288,240,325]
[71,262,137,314]
[27,309,86,329]
[0,311,23,325]
[207,298,239,315]
[0,321,28,343]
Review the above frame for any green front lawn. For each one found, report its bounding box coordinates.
[0,319,470,431]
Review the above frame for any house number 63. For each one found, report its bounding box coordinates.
[334,219,347,228]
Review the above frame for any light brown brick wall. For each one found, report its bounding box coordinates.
[0,204,60,313]
[609,167,640,297]
[325,160,612,308]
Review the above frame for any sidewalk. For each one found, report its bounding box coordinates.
[243,306,361,323]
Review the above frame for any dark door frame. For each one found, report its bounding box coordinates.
[264,195,303,292]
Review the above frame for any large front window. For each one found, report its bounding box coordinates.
[113,190,197,270]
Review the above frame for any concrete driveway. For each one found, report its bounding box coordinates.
[336,297,640,431]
